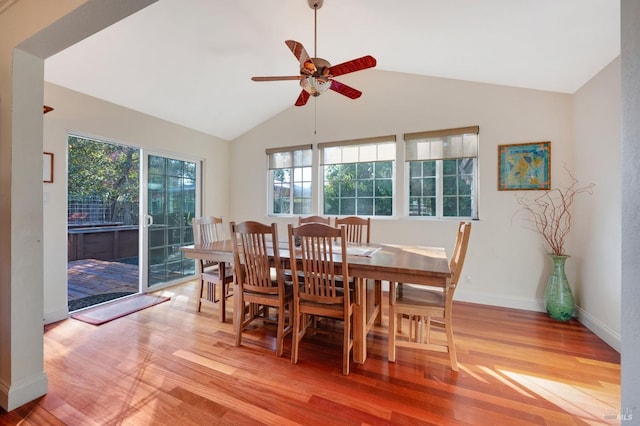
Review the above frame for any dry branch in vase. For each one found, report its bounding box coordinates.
[516,168,594,256]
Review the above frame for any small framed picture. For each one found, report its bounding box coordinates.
[498,142,550,191]
[43,152,54,183]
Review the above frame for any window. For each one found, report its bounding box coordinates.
[266,145,312,215]
[405,126,479,219]
[319,135,396,216]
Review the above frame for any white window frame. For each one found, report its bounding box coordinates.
[319,135,396,217]
[266,144,313,216]
[404,126,479,219]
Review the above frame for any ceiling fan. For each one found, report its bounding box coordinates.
[251,0,377,107]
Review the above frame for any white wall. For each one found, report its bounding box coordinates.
[1,0,161,412]
[43,82,232,323]
[0,0,87,411]
[230,68,620,349]
[621,0,640,412]
[572,58,621,350]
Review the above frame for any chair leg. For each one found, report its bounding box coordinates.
[390,282,403,333]
[220,280,226,323]
[425,316,431,344]
[197,278,204,312]
[212,282,220,303]
[275,301,285,357]
[445,313,458,371]
[234,292,244,347]
[291,304,301,365]
[388,301,396,362]
[394,284,410,336]
[343,311,351,375]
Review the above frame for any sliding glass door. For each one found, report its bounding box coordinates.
[141,152,200,290]
[67,135,141,310]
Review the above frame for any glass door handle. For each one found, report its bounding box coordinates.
[144,214,154,227]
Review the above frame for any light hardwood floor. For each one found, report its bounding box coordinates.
[0,280,620,425]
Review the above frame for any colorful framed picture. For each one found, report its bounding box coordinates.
[498,142,550,190]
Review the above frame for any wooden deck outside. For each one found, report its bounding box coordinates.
[67,259,138,302]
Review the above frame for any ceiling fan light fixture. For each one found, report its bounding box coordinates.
[301,76,331,96]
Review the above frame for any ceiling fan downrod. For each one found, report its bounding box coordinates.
[307,0,323,57]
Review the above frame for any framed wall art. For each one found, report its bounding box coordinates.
[43,152,54,183]
[498,141,550,190]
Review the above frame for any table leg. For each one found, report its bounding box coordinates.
[353,277,368,364]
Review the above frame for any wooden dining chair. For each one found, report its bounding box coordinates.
[333,216,382,325]
[388,221,471,371]
[334,216,370,244]
[192,216,234,322]
[298,215,331,225]
[231,221,293,357]
[288,222,357,375]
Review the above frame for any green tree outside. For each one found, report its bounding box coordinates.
[323,161,393,216]
[68,136,139,225]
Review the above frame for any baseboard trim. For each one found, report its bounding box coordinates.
[574,305,621,352]
[0,372,48,412]
[455,289,545,313]
[455,289,620,352]
[44,308,69,325]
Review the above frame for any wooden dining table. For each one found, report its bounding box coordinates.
[181,240,451,363]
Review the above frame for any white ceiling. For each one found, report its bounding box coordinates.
[44,0,620,141]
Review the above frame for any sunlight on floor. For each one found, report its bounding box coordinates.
[457,364,489,383]
[478,366,536,398]
[499,369,619,424]
[156,289,190,304]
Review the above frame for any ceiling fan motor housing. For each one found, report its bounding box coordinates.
[301,58,331,77]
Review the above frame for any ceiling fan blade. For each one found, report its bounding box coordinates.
[329,55,376,77]
[251,76,302,82]
[330,80,362,100]
[285,40,317,75]
[295,90,311,106]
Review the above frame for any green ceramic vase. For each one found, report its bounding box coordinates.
[544,254,574,322]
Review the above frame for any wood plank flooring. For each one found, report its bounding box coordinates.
[0,280,620,425]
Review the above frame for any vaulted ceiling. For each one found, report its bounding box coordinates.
[44,0,620,141]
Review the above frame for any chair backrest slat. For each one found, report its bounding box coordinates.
[192,216,225,245]
[334,216,371,244]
